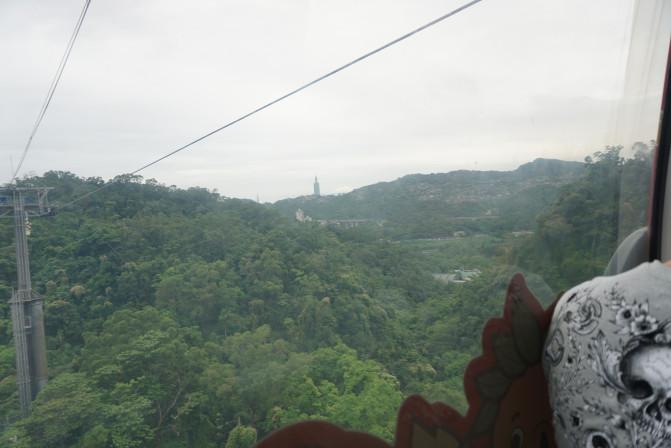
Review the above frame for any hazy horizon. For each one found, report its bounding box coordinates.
[16,154,591,204]
[2,0,669,201]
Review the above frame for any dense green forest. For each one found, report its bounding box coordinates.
[0,146,651,447]
[275,158,585,239]
[512,144,652,291]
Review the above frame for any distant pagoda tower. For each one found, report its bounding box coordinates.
[313,176,320,197]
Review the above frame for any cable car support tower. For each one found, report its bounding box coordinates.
[0,187,51,415]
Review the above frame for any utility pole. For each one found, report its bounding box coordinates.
[0,187,51,415]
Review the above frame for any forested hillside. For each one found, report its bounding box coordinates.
[274,159,585,239]
[0,145,651,447]
[512,145,653,291]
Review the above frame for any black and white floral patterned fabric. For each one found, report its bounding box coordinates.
[543,261,671,447]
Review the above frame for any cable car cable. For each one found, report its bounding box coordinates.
[58,0,484,209]
[9,0,92,185]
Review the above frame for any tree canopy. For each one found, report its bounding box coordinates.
[0,145,651,446]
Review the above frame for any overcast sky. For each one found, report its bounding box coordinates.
[1,0,669,201]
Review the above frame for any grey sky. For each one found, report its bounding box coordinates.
[0,0,668,201]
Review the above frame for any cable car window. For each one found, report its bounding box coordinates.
[0,0,669,446]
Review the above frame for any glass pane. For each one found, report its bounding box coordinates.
[0,0,669,446]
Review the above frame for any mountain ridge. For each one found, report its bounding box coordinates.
[273,158,585,238]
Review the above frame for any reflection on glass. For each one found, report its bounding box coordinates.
[0,0,669,446]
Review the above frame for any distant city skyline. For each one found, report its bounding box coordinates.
[1,0,669,202]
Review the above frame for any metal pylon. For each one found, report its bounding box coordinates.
[1,187,52,415]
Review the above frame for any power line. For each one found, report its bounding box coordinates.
[9,0,92,185]
[58,0,484,209]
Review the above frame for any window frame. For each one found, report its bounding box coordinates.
[650,40,671,262]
